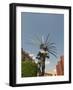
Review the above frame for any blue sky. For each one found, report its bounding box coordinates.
[21,12,64,72]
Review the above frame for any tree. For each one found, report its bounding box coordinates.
[22,60,37,77]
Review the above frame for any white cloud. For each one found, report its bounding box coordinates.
[29,54,37,62]
[45,60,50,65]
[29,54,34,57]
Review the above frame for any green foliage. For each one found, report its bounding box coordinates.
[21,60,37,77]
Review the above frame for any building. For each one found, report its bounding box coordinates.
[21,48,35,62]
[56,56,64,75]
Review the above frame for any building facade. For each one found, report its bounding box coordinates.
[21,48,34,62]
[56,56,64,75]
